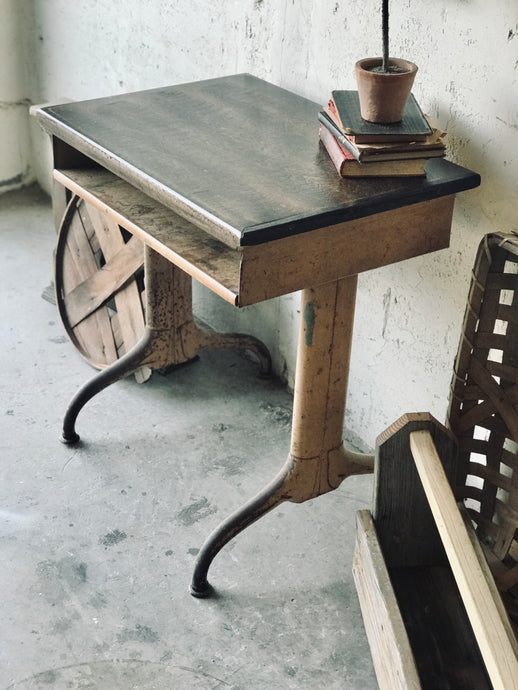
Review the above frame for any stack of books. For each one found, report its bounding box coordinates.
[318,90,446,178]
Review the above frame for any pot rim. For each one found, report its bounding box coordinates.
[355,57,418,75]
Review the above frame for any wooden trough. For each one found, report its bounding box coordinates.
[354,233,518,689]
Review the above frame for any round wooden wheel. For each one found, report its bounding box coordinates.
[55,194,151,382]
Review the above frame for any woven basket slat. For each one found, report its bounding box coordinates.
[467,463,513,492]
[454,399,499,433]
[447,233,518,638]
[464,508,498,538]
[459,485,483,502]
[498,303,518,326]
[467,357,518,441]
[457,437,495,454]
[486,272,518,290]
[486,361,518,385]
[474,331,508,350]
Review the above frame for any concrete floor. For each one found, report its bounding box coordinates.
[1,185,377,689]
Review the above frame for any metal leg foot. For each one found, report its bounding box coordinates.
[61,328,153,443]
[189,322,272,378]
[190,460,292,597]
[213,333,272,377]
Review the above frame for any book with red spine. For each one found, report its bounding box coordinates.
[319,125,428,177]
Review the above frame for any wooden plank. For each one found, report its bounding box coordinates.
[374,413,458,568]
[61,202,118,365]
[55,168,456,307]
[353,510,421,690]
[54,168,240,305]
[239,195,455,305]
[390,566,491,689]
[63,235,143,328]
[410,429,518,690]
[85,205,150,382]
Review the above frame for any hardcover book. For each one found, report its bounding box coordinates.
[330,90,432,143]
[319,125,427,178]
[318,110,445,163]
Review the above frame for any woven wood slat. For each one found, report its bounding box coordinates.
[467,462,513,492]
[55,195,150,382]
[447,232,518,634]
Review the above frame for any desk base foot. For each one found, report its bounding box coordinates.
[190,445,374,597]
[157,355,199,377]
[190,460,291,597]
[189,580,214,599]
[61,328,154,443]
[193,327,272,378]
[59,245,272,441]
[60,430,80,445]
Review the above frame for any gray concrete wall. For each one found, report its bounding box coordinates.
[5,0,518,448]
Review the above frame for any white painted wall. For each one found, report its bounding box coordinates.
[0,0,34,191]
[7,0,518,449]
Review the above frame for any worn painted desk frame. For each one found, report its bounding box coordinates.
[32,74,480,596]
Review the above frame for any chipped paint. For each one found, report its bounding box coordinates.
[303,301,316,347]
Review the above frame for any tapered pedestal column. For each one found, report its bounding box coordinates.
[190,275,374,596]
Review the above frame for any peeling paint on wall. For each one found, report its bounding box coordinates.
[381,288,391,339]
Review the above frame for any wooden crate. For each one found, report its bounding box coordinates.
[353,411,518,689]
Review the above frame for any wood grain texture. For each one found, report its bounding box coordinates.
[374,413,458,568]
[79,204,148,381]
[63,235,143,329]
[56,167,459,307]
[33,74,480,248]
[57,197,119,367]
[290,276,357,459]
[354,510,492,689]
[410,429,518,690]
[390,566,491,689]
[358,416,494,688]
[55,195,151,382]
[54,168,240,305]
[353,510,421,690]
[239,195,455,304]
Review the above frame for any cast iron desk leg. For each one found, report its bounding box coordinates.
[61,246,271,443]
[191,274,374,597]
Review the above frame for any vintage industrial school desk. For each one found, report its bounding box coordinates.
[32,74,480,596]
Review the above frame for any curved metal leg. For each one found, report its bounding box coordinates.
[189,444,373,597]
[59,245,273,444]
[190,324,272,377]
[190,459,291,597]
[61,328,153,444]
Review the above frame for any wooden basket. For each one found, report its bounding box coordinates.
[448,232,518,636]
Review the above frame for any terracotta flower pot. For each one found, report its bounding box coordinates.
[355,57,418,124]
